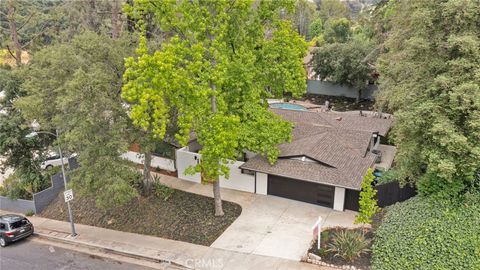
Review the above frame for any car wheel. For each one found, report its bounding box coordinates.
[0,237,6,247]
[45,165,53,170]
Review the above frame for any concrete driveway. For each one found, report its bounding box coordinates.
[211,194,358,261]
[159,174,360,261]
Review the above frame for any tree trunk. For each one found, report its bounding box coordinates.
[210,94,224,216]
[143,152,152,196]
[213,179,224,216]
[7,0,22,67]
[356,89,362,104]
[126,0,136,33]
[206,8,223,216]
[111,0,121,39]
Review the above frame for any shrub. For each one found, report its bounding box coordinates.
[152,175,174,201]
[372,195,480,270]
[327,229,370,262]
[355,168,379,224]
[25,210,34,216]
[376,168,400,185]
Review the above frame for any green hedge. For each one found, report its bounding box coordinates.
[372,195,480,270]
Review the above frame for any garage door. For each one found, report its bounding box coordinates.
[267,174,335,208]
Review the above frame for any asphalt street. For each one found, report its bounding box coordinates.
[0,238,153,270]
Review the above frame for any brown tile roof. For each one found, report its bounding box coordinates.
[241,108,392,190]
[270,108,393,136]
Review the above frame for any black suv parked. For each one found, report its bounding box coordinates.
[0,214,34,247]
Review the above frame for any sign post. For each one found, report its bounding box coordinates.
[312,217,322,250]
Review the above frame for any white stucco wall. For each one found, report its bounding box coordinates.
[175,147,201,183]
[175,147,255,192]
[219,161,255,193]
[255,172,268,195]
[333,187,346,211]
[121,151,176,172]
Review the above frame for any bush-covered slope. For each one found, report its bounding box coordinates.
[372,195,480,270]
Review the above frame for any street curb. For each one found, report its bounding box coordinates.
[33,232,192,269]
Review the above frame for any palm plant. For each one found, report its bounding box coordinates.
[327,229,370,262]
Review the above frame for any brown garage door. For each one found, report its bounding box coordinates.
[267,174,335,208]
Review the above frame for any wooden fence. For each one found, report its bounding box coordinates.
[344,181,417,211]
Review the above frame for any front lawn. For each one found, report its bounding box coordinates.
[40,187,242,246]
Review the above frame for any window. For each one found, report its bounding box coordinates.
[9,219,28,229]
[241,169,255,175]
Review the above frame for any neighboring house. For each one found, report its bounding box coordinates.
[176,107,394,211]
[304,47,378,100]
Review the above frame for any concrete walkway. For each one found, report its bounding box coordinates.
[0,211,333,270]
[157,175,361,261]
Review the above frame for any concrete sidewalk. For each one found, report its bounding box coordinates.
[0,212,332,270]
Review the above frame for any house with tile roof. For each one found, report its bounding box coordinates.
[175,107,394,211]
[240,108,393,211]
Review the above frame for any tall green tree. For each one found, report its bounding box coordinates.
[16,32,139,207]
[123,0,306,216]
[292,0,316,38]
[318,0,350,22]
[375,0,480,198]
[308,18,323,40]
[312,39,374,102]
[0,67,52,198]
[323,17,352,44]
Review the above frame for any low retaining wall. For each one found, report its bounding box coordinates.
[0,173,64,214]
[0,196,35,214]
[0,158,78,214]
[32,173,65,214]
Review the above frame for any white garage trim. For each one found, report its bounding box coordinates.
[255,172,268,195]
[333,187,346,211]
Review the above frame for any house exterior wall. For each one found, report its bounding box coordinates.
[307,80,378,100]
[333,187,346,211]
[255,172,268,195]
[121,151,176,172]
[219,161,255,193]
[175,147,256,192]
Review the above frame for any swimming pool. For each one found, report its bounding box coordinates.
[269,103,307,111]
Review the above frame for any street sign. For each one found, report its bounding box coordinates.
[64,189,74,202]
[312,217,322,250]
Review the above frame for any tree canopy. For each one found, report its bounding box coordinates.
[0,66,52,198]
[312,39,374,100]
[375,0,480,197]
[16,32,139,207]
[122,0,307,215]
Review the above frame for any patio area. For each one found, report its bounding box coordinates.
[374,144,397,171]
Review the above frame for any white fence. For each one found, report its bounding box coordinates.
[175,147,255,193]
[121,151,176,172]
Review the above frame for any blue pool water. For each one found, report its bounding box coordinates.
[270,103,307,111]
